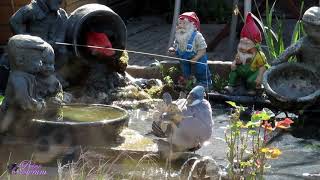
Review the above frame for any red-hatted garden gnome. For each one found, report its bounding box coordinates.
[225,13,269,95]
[169,12,212,88]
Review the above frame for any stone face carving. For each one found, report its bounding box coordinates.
[10,0,69,70]
[0,35,62,133]
[272,6,320,71]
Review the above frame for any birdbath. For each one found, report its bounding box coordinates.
[263,63,320,112]
[32,104,129,146]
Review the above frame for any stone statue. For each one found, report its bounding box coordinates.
[36,46,63,108]
[272,6,320,71]
[9,0,69,70]
[270,6,320,124]
[0,35,63,133]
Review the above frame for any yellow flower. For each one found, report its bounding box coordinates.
[261,148,282,159]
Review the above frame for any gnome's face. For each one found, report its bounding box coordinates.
[237,38,256,64]
[238,49,254,65]
[175,19,196,49]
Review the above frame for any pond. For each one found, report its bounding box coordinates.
[0,103,319,179]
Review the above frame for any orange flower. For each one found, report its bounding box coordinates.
[276,118,294,129]
[262,121,274,131]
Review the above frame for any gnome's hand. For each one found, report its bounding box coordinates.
[255,77,262,87]
[168,47,176,55]
[231,61,237,70]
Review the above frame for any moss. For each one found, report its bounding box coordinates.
[116,50,129,73]
[146,86,162,99]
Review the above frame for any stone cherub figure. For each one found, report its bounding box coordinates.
[272,6,320,72]
[9,0,69,80]
[36,43,63,108]
[0,35,60,132]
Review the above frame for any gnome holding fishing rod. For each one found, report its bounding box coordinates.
[152,85,213,153]
[224,13,269,95]
[168,12,212,88]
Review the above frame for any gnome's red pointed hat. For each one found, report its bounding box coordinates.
[240,12,262,43]
[86,32,115,57]
[179,12,200,30]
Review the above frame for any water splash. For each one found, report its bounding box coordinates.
[179,156,199,174]
[187,158,202,180]
[179,156,223,180]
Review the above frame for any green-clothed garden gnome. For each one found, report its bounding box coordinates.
[272,6,320,72]
[224,13,269,95]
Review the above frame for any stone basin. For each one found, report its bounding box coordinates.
[263,63,320,111]
[32,104,129,146]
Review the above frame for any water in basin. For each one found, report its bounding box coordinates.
[49,105,127,122]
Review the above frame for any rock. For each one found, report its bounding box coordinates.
[63,92,73,104]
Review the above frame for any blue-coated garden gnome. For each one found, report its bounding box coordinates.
[168,12,212,87]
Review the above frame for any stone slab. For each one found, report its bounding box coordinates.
[126,60,232,80]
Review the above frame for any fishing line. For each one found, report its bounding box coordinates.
[55,42,208,65]
[55,42,211,91]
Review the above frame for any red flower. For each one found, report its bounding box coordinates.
[276,118,294,129]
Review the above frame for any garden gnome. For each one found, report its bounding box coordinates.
[168,12,212,88]
[272,6,320,72]
[225,13,269,95]
[86,32,116,57]
[153,86,213,152]
[10,0,68,70]
[0,35,48,132]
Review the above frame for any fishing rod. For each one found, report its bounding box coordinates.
[55,41,212,94]
[55,42,208,65]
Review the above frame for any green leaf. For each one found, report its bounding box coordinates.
[251,111,271,121]
[246,121,260,128]
[0,95,4,105]
[248,130,258,135]
[226,101,237,108]
[226,101,238,107]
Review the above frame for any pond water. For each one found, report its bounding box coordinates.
[61,105,126,122]
[0,103,319,179]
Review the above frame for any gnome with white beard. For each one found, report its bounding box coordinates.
[224,13,269,95]
[168,12,212,88]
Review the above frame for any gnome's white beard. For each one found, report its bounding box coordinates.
[175,21,196,51]
[238,51,254,64]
